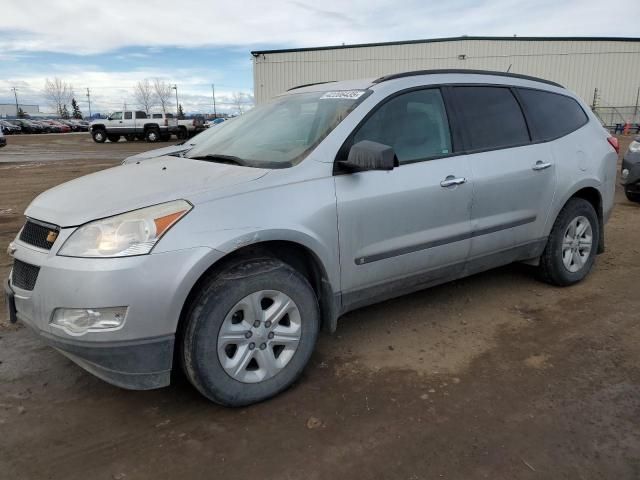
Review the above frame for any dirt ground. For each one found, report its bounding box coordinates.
[1,133,639,480]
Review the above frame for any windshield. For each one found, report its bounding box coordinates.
[185,90,368,168]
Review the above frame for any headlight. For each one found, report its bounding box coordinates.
[58,200,192,257]
[629,141,640,153]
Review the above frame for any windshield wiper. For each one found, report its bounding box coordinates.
[188,154,247,166]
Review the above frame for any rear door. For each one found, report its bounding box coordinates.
[122,111,135,133]
[447,85,557,261]
[335,88,473,307]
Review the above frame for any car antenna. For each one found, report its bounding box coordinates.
[506,64,512,73]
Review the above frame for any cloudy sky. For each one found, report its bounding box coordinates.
[0,0,636,116]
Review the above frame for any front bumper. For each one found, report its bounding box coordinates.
[7,238,221,390]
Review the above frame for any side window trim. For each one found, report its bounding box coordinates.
[509,87,534,142]
[334,86,455,170]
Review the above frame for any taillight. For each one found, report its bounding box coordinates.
[607,136,619,154]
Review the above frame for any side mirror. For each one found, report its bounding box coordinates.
[339,140,398,172]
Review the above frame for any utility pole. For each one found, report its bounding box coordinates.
[11,87,19,117]
[86,88,92,118]
[211,84,217,118]
[634,86,640,124]
[172,84,179,116]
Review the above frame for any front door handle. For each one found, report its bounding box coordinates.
[532,161,552,171]
[440,176,467,188]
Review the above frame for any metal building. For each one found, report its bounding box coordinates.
[251,36,640,123]
[0,103,41,117]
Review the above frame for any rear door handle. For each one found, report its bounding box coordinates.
[532,161,552,171]
[440,176,467,188]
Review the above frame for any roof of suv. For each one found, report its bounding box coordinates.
[285,69,562,95]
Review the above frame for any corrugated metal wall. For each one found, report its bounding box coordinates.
[253,39,640,107]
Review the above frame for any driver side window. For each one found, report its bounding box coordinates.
[353,89,452,164]
[110,112,123,120]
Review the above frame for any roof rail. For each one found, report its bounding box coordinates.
[372,69,564,88]
[287,80,337,91]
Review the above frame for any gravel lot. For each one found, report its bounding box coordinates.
[1,133,639,479]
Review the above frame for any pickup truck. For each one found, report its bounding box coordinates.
[148,113,205,140]
[91,111,204,143]
[90,111,171,143]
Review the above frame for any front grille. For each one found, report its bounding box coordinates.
[19,219,60,250]
[11,259,40,291]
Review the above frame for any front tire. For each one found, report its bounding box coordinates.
[538,198,599,286]
[624,187,640,203]
[92,129,106,143]
[181,258,319,406]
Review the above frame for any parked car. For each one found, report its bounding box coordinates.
[40,120,71,133]
[90,110,174,143]
[206,117,226,128]
[0,127,5,147]
[621,135,640,202]
[9,119,41,134]
[5,70,617,406]
[0,120,22,134]
[122,119,229,164]
[57,119,82,131]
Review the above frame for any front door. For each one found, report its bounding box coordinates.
[335,88,474,309]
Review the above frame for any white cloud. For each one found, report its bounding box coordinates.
[0,0,636,55]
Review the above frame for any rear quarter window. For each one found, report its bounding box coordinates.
[517,89,588,141]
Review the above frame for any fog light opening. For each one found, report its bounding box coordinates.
[51,307,128,335]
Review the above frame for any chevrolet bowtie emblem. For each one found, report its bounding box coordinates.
[47,231,59,243]
[7,242,16,256]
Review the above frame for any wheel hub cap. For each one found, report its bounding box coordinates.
[562,215,593,273]
[217,290,302,383]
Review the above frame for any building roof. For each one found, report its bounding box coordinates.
[251,35,640,56]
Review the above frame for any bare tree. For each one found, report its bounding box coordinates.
[153,78,173,114]
[43,77,74,116]
[134,79,155,114]
[231,91,248,115]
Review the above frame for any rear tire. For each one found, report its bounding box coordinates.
[145,128,160,142]
[125,134,136,142]
[107,134,120,143]
[624,187,640,203]
[181,258,319,406]
[92,129,106,143]
[537,198,599,286]
[177,127,188,140]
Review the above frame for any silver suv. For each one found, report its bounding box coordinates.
[5,70,617,406]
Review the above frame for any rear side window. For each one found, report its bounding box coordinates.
[135,111,147,119]
[353,89,452,164]
[152,113,162,119]
[124,112,132,120]
[517,89,588,141]
[452,86,529,151]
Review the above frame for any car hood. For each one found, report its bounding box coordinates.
[122,144,194,164]
[25,156,269,227]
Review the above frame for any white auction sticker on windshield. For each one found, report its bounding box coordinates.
[320,90,366,100]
